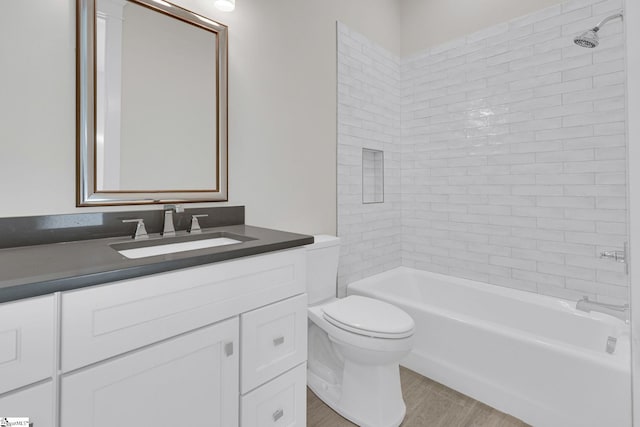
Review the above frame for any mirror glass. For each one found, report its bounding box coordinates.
[77,0,228,205]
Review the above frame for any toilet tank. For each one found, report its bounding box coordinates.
[305,235,341,305]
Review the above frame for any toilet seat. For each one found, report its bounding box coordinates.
[322,296,414,339]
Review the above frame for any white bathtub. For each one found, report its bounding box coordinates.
[347,267,631,427]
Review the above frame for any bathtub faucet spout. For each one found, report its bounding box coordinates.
[576,296,629,323]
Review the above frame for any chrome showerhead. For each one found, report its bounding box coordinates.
[573,11,623,49]
[574,28,599,48]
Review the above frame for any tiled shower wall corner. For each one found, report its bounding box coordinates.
[337,22,402,296]
[337,0,629,303]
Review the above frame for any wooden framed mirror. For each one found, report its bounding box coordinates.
[77,0,228,206]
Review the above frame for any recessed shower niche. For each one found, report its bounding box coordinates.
[362,148,384,204]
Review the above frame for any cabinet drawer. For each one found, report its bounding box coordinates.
[241,294,307,393]
[0,295,55,394]
[61,248,305,371]
[241,363,307,427]
[61,317,239,427]
[0,381,54,427]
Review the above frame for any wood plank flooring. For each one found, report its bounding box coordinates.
[307,367,530,427]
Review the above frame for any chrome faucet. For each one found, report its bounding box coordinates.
[122,218,148,240]
[189,214,209,234]
[162,204,184,237]
[576,296,629,323]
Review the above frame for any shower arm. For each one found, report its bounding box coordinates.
[593,11,623,31]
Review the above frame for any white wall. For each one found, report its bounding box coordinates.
[338,0,629,304]
[0,1,76,214]
[0,0,585,234]
[399,0,565,55]
[0,0,400,235]
[625,0,640,422]
[401,0,627,303]
[337,22,402,295]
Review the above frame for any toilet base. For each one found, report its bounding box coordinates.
[307,361,406,427]
[306,302,413,427]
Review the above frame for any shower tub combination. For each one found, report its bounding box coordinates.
[348,267,631,427]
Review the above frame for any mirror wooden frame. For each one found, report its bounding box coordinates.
[76,0,228,206]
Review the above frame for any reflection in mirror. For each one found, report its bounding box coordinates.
[96,0,218,191]
[77,0,228,205]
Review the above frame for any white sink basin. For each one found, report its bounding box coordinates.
[117,237,242,259]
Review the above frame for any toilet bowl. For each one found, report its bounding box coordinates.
[305,236,415,427]
[307,296,414,427]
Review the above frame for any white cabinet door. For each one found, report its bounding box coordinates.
[61,317,239,427]
[0,295,55,394]
[61,248,305,372]
[0,381,54,427]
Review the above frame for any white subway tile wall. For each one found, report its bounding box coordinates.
[337,0,628,303]
[337,22,402,296]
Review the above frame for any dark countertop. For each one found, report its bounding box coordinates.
[0,224,313,303]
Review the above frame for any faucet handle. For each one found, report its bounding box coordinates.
[189,214,208,234]
[122,219,149,240]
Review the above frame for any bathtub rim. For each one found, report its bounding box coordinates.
[347,266,630,369]
[348,266,627,329]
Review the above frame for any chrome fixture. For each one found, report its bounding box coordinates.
[122,219,149,240]
[576,296,629,323]
[574,11,623,48]
[600,242,629,274]
[600,249,626,263]
[189,214,209,234]
[162,205,184,237]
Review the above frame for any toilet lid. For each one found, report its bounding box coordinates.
[322,295,414,339]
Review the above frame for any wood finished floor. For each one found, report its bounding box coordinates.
[307,367,530,427]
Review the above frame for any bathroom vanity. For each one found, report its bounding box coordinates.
[2,0,310,424]
[0,208,312,427]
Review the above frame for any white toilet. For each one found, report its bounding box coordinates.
[305,235,415,427]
